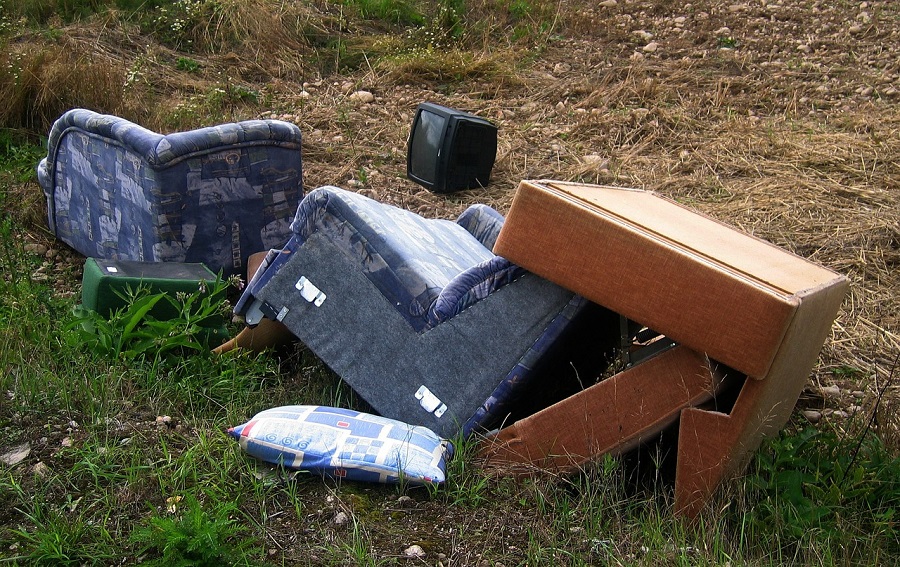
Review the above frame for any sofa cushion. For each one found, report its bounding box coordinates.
[228,405,452,485]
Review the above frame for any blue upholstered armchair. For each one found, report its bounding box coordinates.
[37,109,303,276]
[234,186,607,439]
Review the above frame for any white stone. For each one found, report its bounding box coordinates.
[802,410,822,423]
[334,511,349,526]
[0,443,30,466]
[632,108,651,119]
[599,0,617,6]
[349,90,375,104]
[821,385,841,398]
[643,42,659,53]
[714,27,731,36]
[24,243,48,256]
[403,545,426,558]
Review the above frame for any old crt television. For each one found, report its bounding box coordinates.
[407,102,498,194]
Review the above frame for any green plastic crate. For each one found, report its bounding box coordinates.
[81,258,220,320]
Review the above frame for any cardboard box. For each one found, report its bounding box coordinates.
[484,180,849,516]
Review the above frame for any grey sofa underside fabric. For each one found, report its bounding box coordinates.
[252,231,576,438]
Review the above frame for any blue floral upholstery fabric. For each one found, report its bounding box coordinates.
[234,186,590,438]
[454,203,505,251]
[284,186,507,331]
[37,108,303,276]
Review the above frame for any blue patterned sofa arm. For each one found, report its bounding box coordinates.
[455,203,505,251]
[426,255,526,327]
[37,108,304,276]
[285,186,499,331]
[39,108,304,170]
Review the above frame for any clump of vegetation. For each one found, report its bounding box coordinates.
[130,494,260,566]
[745,424,900,556]
[65,276,233,361]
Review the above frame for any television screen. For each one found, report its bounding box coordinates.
[409,107,445,185]
[407,103,497,194]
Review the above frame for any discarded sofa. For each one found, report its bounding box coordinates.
[478,180,849,518]
[233,186,614,439]
[37,108,303,276]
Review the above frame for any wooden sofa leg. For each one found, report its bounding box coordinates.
[213,251,296,354]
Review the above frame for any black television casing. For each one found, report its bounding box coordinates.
[407,102,498,194]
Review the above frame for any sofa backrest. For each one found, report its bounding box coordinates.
[37,109,303,276]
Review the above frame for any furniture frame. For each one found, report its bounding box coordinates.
[479,180,848,517]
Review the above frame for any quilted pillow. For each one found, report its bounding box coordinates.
[228,405,453,484]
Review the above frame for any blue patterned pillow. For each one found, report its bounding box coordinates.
[228,405,453,484]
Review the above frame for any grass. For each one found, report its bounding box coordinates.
[2,0,900,564]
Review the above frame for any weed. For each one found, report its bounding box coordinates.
[338,512,381,566]
[746,426,900,554]
[149,0,209,50]
[167,81,262,127]
[718,36,738,49]
[175,56,201,72]
[437,433,492,508]
[11,500,117,565]
[831,364,864,379]
[130,493,260,566]
[65,276,233,361]
[344,0,424,26]
[0,42,125,132]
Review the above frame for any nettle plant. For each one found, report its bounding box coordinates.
[66,275,236,361]
[747,425,900,546]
